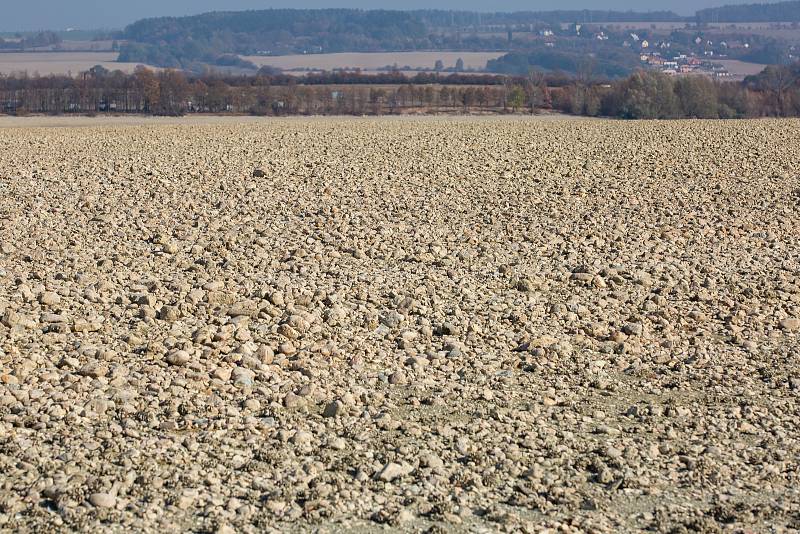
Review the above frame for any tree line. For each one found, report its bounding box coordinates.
[1,64,799,118]
[0,67,546,116]
[549,63,800,118]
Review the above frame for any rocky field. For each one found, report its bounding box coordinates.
[1,117,799,533]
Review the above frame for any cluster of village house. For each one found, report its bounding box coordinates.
[640,52,733,77]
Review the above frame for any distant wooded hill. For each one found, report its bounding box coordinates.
[120,10,429,68]
[117,8,683,70]
[116,4,800,73]
[697,1,800,22]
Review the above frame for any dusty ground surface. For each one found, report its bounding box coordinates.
[0,117,799,533]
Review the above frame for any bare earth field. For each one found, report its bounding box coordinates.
[0,52,151,76]
[241,52,504,72]
[27,41,117,53]
[715,59,768,79]
[1,117,799,533]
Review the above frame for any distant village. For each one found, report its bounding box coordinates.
[568,24,757,79]
[457,19,796,80]
[634,34,753,79]
[640,51,735,78]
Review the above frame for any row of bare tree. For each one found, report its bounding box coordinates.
[2,64,799,118]
[0,67,549,116]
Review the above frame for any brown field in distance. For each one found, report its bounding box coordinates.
[27,40,117,52]
[715,59,768,78]
[0,52,152,75]
[241,51,505,72]
[0,51,503,77]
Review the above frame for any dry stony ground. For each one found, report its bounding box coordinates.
[0,117,799,534]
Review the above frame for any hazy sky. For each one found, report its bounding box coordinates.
[3,0,753,32]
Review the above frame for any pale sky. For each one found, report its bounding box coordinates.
[2,0,754,32]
